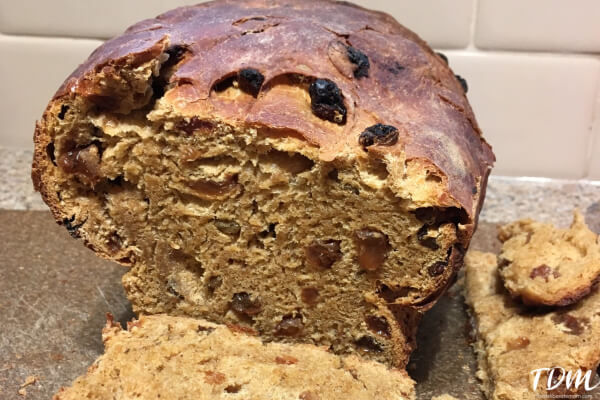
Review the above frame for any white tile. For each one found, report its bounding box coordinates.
[475,0,600,53]
[0,0,202,39]
[0,0,474,48]
[350,0,474,49]
[588,92,600,180]
[0,35,103,149]
[443,51,600,179]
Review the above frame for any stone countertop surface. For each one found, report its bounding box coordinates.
[0,146,599,399]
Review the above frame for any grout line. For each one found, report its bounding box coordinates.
[583,67,600,179]
[466,0,479,51]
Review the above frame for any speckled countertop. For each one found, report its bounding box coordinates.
[2,146,599,226]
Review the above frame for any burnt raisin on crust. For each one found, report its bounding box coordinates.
[358,124,399,148]
[53,315,416,400]
[32,0,493,368]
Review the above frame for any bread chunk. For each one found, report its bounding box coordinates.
[498,211,600,306]
[53,314,415,400]
[465,251,600,400]
[32,0,494,367]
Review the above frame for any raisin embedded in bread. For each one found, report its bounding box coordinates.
[32,0,494,367]
[498,210,600,307]
[464,251,600,399]
[53,314,416,400]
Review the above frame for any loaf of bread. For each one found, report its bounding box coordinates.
[32,0,494,367]
[53,314,416,400]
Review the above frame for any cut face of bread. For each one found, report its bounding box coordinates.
[465,251,600,400]
[53,315,416,400]
[32,0,493,367]
[498,211,600,306]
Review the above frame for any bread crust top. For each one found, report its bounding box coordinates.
[46,0,494,225]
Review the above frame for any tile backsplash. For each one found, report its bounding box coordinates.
[1,0,599,180]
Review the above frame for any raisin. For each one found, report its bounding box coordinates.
[206,276,223,295]
[455,74,468,93]
[506,336,530,351]
[188,175,239,198]
[46,142,57,166]
[274,314,304,336]
[365,315,391,338]
[57,104,69,120]
[237,68,264,97]
[417,225,439,250]
[305,239,342,269]
[529,264,553,282]
[436,52,448,64]
[346,46,370,78]
[427,261,447,277]
[354,229,390,271]
[355,336,383,353]
[552,314,588,335]
[62,215,85,238]
[299,391,320,400]
[358,124,399,149]
[204,371,226,384]
[58,143,101,179]
[308,78,346,124]
[178,117,214,135]
[230,292,262,316]
[300,287,320,305]
[275,355,298,365]
[224,384,242,393]
[214,220,241,236]
[376,283,410,303]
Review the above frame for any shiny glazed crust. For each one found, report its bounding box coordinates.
[32,0,494,367]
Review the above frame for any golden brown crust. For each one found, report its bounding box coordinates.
[42,0,493,229]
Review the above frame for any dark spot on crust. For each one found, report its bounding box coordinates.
[417,225,439,250]
[346,46,370,78]
[308,78,346,124]
[274,314,304,336]
[62,215,85,238]
[230,292,262,316]
[197,324,215,333]
[551,313,588,335]
[58,104,69,120]
[46,142,57,166]
[455,74,468,93]
[358,124,399,148]
[427,261,447,277]
[365,315,391,338]
[305,239,342,269]
[355,336,383,353]
[436,52,448,64]
[530,264,554,282]
[237,68,264,97]
[386,61,405,75]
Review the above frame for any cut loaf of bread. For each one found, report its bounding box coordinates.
[32,0,494,367]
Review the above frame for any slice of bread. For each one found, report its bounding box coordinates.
[53,314,415,400]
